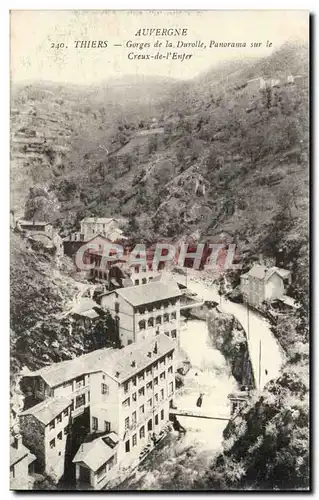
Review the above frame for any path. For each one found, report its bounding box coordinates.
[184,278,285,390]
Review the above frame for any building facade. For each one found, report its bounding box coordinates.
[74,334,176,489]
[100,281,181,346]
[10,434,36,490]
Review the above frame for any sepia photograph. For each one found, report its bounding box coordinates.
[9,9,309,491]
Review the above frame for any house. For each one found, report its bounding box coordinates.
[10,434,36,490]
[17,220,53,236]
[73,433,119,489]
[19,397,72,481]
[69,298,105,327]
[73,334,176,489]
[100,281,182,347]
[240,264,292,308]
[17,220,63,257]
[80,217,126,241]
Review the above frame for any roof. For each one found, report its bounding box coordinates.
[19,396,72,426]
[247,265,291,282]
[82,218,115,224]
[18,220,51,227]
[10,440,29,467]
[279,295,299,309]
[23,348,113,387]
[23,334,175,387]
[115,281,181,307]
[73,433,119,471]
[71,298,101,316]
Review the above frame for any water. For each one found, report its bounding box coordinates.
[118,318,238,490]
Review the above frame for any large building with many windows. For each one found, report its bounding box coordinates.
[18,335,176,488]
[73,334,175,489]
[100,281,182,346]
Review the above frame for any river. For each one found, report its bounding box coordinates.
[117,317,238,490]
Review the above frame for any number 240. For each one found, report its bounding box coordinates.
[50,43,65,49]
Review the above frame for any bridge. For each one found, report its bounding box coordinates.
[169,407,230,422]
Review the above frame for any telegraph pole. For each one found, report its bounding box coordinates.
[258,340,262,390]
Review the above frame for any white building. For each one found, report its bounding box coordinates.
[240,264,292,308]
[100,281,182,347]
[10,434,36,490]
[73,334,176,489]
[80,217,126,241]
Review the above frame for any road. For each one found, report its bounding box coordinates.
[185,278,285,390]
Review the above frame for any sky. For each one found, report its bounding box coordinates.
[10,10,309,84]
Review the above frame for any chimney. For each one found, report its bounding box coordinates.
[13,434,22,449]
[131,360,136,368]
[147,352,152,358]
[153,342,158,355]
[259,253,264,265]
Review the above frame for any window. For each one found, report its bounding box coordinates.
[148,398,152,408]
[146,381,152,391]
[160,371,166,380]
[138,387,145,398]
[49,420,55,430]
[164,331,169,336]
[153,362,158,371]
[146,368,152,377]
[161,409,164,421]
[155,393,158,403]
[123,398,130,408]
[164,313,169,323]
[124,382,129,394]
[57,431,63,441]
[138,372,144,382]
[97,463,106,479]
[63,408,68,417]
[125,417,130,430]
[139,320,146,331]
[101,383,109,395]
[92,417,98,431]
[155,414,159,426]
[135,265,140,274]
[142,278,147,285]
[171,312,176,320]
[75,376,85,389]
[57,413,62,423]
[140,426,145,439]
[64,425,69,435]
[50,439,55,449]
[156,316,162,325]
[132,411,137,426]
[139,404,145,417]
[168,353,173,362]
[148,317,154,327]
[125,440,130,453]
[147,419,152,431]
[171,329,177,339]
[168,366,173,374]
[132,433,137,447]
[76,394,85,408]
[169,382,174,395]
[132,392,137,402]
[154,377,158,386]
[115,302,120,314]
[104,421,111,433]
[135,279,139,285]
[160,389,164,400]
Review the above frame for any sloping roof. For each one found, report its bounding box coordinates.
[73,433,119,471]
[280,295,298,309]
[19,396,72,426]
[247,265,291,282]
[71,298,100,315]
[82,218,114,224]
[115,281,181,307]
[24,348,114,387]
[18,220,51,227]
[10,440,29,467]
[23,334,175,387]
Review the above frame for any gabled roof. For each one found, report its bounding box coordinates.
[114,281,181,307]
[247,265,291,282]
[19,396,72,426]
[73,433,119,471]
[82,217,115,224]
[70,298,101,316]
[10,439,30,467]
[22,334,175,387]
[18,220,51,227]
